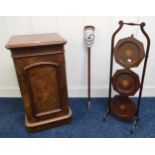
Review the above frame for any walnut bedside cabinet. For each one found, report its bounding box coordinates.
[6,33,72,132]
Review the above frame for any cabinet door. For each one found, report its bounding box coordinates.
[15,54,68,120]
[24,61,64,120]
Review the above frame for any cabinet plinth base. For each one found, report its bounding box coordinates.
[25,107,72,132]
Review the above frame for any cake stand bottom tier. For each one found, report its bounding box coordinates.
[110,95,136,120]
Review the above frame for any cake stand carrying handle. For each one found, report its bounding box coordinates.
[119,20,145,26]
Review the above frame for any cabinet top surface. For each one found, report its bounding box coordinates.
[6,33,67,49]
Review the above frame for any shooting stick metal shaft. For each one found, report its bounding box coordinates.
[88,47,91,110]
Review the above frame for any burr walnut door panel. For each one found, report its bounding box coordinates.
[14,53,69,122]
[24,62,62,118]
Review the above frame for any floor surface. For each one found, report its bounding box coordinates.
[0,98,154,138]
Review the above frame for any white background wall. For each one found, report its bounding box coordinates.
[0,16,154,97]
